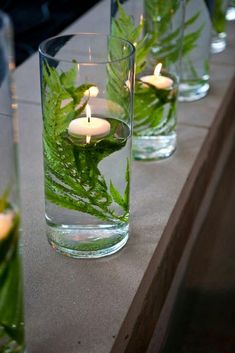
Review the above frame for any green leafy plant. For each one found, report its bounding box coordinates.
[0,191,24,353]
[42,62,130,223]
[111,0,180,136]
[112,0,184,68]
[134,81,177,135]
[212,0,227,33]
[182,12,204,57]
[144,0,183,64]
[112,0,207,87]
[111,0,155,75]
[145,0,206,80]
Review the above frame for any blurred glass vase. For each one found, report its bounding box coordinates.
[211,0,230,53]
[0,11,25,353]
[226,0,235,20]
[132,63,178,160]
[179,0,211,102]
[111,0,184,160]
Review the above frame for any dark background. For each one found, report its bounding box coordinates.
[0,0,100,66]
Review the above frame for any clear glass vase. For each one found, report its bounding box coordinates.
[111,0,184,160]
[39,34,135,258]
[179,0,212,102]
[211,0,230,53]
[0,11,25,353]
[226,0,235,20]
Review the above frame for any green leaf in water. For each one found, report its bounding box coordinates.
[0,200,25,352]
[42,62,130,223]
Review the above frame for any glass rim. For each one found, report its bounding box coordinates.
[39,32,135,65]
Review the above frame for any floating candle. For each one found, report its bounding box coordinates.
[140,63,173,89]
[68,104,111,143]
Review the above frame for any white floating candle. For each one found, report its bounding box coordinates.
[68,104,111,143]
[140,63,173,89]
[0,212,13,240]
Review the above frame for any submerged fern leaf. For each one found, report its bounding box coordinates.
[42,62,130,223]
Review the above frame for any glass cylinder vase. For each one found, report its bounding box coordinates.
[226,0,235,20]
[111,0,184,160]
[0,11,25,353]
[211,0,230,53]
[39,34,135,258]
[179,0,212,102]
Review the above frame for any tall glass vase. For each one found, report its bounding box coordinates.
[211,0,230,53]
[111,0,184,160]
[0,11,25,353]
[179,0,211,102]
[39,34,135,258]
[143,0,185,76]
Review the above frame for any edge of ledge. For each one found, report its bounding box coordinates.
[111,75,235,353]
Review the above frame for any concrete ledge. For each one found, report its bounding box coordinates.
[15,1,235,352]
[120,77,235,353]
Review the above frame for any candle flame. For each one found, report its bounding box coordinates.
[86,135,91,144]
[86,104,91,122]
[154,63,162,76]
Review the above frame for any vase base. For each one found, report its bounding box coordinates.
[226,7,235,21]
[46,222,129,259]
[211,33,227,54]
[133,132,176,161]
[179,81,209,102]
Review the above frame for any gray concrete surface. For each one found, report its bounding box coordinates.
[15,2,235,352]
